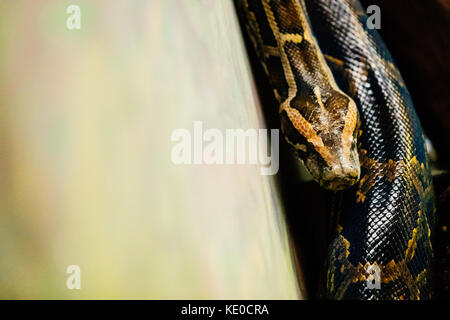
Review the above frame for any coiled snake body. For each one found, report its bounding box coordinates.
[236,0,436,299]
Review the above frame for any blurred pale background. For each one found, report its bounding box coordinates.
[0,0,303,299]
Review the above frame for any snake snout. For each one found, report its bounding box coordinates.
[319,166,360,191]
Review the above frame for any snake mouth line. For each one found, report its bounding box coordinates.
[319,175,359,191]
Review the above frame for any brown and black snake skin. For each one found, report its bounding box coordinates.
[235,0,436,299]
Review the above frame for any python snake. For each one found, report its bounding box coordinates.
[235,0,436,299]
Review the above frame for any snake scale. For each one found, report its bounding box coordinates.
[235,0,436,299]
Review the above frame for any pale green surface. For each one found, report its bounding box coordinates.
[0,0,303,299]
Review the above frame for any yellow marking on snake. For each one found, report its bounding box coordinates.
[324,54,345,68]
[405,211,421,260]
[329,148,433,299]
[279,33,303,44]
[313,86,327,114]
[330,224,429,300]
[341,100,358,165]
[356,152,433,204]
[284,106,335,165]
[263,45,279,57]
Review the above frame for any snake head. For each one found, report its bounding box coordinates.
[280,88,360,190]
